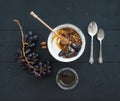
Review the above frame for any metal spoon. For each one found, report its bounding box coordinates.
[97,28,105,64]
[88,21,98,64]
[30,11,70,45]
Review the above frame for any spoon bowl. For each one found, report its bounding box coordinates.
[97,28,105,41]
[88,21,98,37]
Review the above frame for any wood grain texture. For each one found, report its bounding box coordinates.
[0,0,120,101]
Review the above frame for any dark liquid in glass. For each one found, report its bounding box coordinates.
[58,70,76,86]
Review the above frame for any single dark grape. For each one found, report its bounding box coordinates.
[24,34,29,39]
[38,61,43,67]
[25,48,31,54]
[47,69,51,75]
[74,51,79,56]
[68,45,75,52]
[27,53,33,58]
[28,31,33,36]
[35,53,39,57]
[71,42,81,52]
[46,60,50,66]
[75,45,81,52]
[27,52,37,59]
[29,36,33,41]
[47,66,52,69]
[71,42,78,49]
[28,36,38,42]
[27,39,33,45]
[65,51,73,58]
[44,64,47,68]
[33,59,38,63]
[58,51,64,57]
[17,48,22,57]
[42,72,46,76]
[17,59,25,63]
[33,71,41,78]
[32,53,38,59]
[32,35,38,41]
[32,52,35,56]
[34,65,39,69]
[30,43,36,48]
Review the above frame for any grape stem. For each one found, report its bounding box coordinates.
[13,19,35,70]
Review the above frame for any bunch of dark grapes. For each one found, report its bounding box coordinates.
[14,19,52,79]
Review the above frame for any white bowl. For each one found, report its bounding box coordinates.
[47,24,86,62]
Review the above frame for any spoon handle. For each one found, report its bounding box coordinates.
[89,37,94,64]
[98,41,103,64]
[30,11,62,39]
[30,11,70,45]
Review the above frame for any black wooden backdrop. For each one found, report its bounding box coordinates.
[0,0,120,101]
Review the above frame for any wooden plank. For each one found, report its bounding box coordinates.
[0,30,119,62]
[0,0,120,30]
[0,62,120,100]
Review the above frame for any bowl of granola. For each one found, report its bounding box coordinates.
[47,24,86,62]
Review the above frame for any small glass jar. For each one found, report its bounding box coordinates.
[56,67,79,90]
